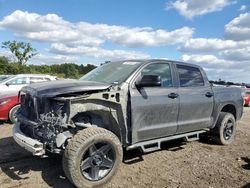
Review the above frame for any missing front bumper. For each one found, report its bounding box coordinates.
[13,122,45,156]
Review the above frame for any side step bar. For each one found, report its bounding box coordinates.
[127,130,206,153]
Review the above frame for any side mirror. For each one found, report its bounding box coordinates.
[136,75,161,88]
[5,83,10,87]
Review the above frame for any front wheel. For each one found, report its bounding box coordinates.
[63,127,122,188]
[212,112,236,145]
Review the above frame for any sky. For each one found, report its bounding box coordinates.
[0,0,250,82]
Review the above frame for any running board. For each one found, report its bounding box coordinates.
[127,130,206,153]
[184,134,200,142]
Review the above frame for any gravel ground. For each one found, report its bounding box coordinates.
[0,108,250,188]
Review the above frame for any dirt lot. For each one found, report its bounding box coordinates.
[0,109,250,188]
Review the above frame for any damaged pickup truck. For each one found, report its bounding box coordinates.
[13,59,243,188]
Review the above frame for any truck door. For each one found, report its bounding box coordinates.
[130,62,179,144]
[175,64,214,134]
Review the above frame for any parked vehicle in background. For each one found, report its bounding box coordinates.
[0,74,57,95]
[0,75,13,82]
[13,60,243,188]
[0,92,20,123]
[244,90,250,107]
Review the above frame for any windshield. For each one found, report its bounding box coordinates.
[80,61,143,84]
[0,75,13,83]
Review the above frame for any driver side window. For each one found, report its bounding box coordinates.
[141,63,173,87]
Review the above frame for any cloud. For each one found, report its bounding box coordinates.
[239,5,247,11]
[0,10,70,32]
[179,38,250,81]
[181,54,250,82]
[0,10,194,63]
[221,47,250,61]
[77,22,194,47]
[50,43,150,60]
[179,38,250,53]
[181,54,234,68]
[225,12,250,41]
[0,50,13,60]
[0,10,103,47]
[0,10,194,48]
[167,0,235,19]
[177,13,250,82]
[31,54,78,65]
[0,50,78,65]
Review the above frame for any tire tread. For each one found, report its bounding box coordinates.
[212,112,236,145]
[63,127,122,188]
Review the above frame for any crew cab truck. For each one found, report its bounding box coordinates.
[13,60,243,188]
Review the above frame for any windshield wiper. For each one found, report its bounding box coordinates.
[111,81,119,86]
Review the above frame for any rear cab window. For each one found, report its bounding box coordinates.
[176,64,204,87]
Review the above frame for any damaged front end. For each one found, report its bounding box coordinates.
[13,79,129,156]
[16,92,74,155]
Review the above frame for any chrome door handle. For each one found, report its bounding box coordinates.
[168,93,179,99]
[205,92,213,98]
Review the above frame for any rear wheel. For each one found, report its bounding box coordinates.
[9,105,20,124]
[63,127,122,188]
[212,112,236,145]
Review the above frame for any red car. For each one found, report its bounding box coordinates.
[244,90,250,107]
[0,92,20,123]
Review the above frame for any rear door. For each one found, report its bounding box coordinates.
[175,64,214,133]
[130,62,179,143]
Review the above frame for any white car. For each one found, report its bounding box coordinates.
[0,75,13,82]
[0,74,57,95]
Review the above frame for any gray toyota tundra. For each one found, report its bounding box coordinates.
[13,59,243,188]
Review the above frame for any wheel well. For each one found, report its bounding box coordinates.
[72,111,122,142]
[221,104,236,119]
[8,104,20,118]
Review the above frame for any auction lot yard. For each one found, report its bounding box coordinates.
[0,108,250,188]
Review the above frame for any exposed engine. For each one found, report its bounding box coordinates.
[35,101,68,142]
[19,97,71,151]
[35,112,63,142]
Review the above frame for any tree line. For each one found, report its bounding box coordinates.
[0,40,97,79]
[210,79,249,88]
[0,56,96,79]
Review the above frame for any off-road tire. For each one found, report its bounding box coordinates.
[9,105,20,124]
[212,112,236,145]
[63,127,122,188]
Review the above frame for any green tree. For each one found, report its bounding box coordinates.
[6,63,20,74]
[0,56,9,74]
[79,64,96,75]
[0,54,97,79]
[2,40,38,65]
[60,63,79,78]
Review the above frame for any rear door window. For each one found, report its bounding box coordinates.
[177,65,204,87]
